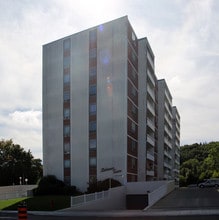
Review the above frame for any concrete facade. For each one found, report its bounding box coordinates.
[171,106,180,184]
[157,79,173,180]
[43,16,180,191]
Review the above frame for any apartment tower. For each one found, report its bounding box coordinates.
[43,16,179,191]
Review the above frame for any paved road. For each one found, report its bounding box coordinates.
[1,187,219,219]
[149,187,219,211]
[1,212,219,220]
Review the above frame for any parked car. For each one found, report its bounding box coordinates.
[198,179,219,188]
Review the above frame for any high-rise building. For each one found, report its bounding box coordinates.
[138,38,158,181]
[43,16,180,191]
[171,106,180,184]
[157,79,173,180]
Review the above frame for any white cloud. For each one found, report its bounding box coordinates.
[0,0,219,159]
[0,110,42,159]
[9,110,41,130]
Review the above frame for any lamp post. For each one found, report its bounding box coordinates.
[19,177,22,185]
[25,178,28,185]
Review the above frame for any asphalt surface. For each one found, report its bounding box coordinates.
[148,186,219,211]
[1,187,219,219]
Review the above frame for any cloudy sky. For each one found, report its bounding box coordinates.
[0,0,218,159]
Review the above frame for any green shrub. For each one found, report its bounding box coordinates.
[34,175,80,196]
[87,178,122,193]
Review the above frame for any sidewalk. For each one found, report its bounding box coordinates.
[27,208,219,217]
[2,208,219,217]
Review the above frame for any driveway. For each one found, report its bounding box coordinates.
[149,187,219,211]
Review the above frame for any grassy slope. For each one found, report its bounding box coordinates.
[0,195,70,211]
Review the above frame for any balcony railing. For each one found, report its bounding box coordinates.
[147,135,155,146]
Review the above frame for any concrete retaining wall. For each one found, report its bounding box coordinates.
[147,181,175,208]
[0,185,37,200]
[67,186,126,211]
[63,181,175,211]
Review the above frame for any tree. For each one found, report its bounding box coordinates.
[180,141,219,186]
[0,139,42,186]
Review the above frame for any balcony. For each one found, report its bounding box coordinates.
[147,52,154,70]
[164,150,172,160]
[147,135,155,146]
[147,69,155,87]
[175,160,180,166]
[164,137,172,149]
[146,170,154,176]
[164,162,172,169]
[147,103,155,116]
[147,86,155,101]
[146,152,154,161]
[165,90,172,105]
[164,113,172,129]
[147,118,155,131]
[164,102,172,118]
[164,126,172,139]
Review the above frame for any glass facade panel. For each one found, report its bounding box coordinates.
[89,121,96,132]
[64,142,70,153]
[64,159,70,168]
[89,66,97,77]
[63,91,70,101]
[64,125,70,136]
[89,85,97,95]
[89,48,97,58]
[64,74,70,83]
[89,157,97,166]
[63,56,70,68]
[89,103,96,115]
[131,121,136,133]
[64,108,70,119]
[63,39,71,50]
[89,139,96,149]
[89,30,97,42]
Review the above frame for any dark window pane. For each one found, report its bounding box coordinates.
[63,39,71,50]
[89,103,96,115]
[89,139,96,149]
[64,91,70,101]
[89,121,96,132]
[89,85,96,95]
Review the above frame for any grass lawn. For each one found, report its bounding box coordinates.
[0,195,71,211]
[0,197,26,210]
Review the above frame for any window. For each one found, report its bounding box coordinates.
[64,142,70,153]
[132,51,136,63]
[64,159,70,168]
[89,48,97,58]
[63,56,70,69]
[63,39,71,50]
[131,140,136,152]
[131,86,137,97]
[64,108,70,119]
[131,121,136,133]
[89,66,96,77]
[64,91,70,101]
[89,121,96,132]
[132,32,136,41]
[89,139,96,149]
[132,68,136,79]
[89,30,97,42]
[131,158,136,169]
[89,85,96,95]
[89,157,97,166]
[64,125,70,136]
[89,103,96,115]
[64,74,70,84]
[132,104,137,115]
